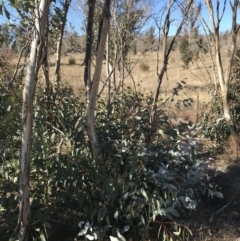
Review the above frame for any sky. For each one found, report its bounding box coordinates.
[66,0,237,36]
[0,0,238,36]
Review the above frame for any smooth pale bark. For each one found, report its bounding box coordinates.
[205,0,239,137]
[54,0,72,86]
[87,0,111,165]
[105,33,113,116]
[16,1,50,240]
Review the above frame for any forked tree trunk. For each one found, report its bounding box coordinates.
[87,0,111,165]
[16,1,50,240]
[54,0,72,87]
[205,0,239,138]
[149,0,193,135]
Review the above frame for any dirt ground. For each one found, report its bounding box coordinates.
[190,149,240,241]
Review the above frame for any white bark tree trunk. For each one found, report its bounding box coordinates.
[54,0,72,87]
[205,0,239,137]
[16,1,50,240]
[87,0,111,165]
[105,33,113,116]
[149,0,193,127]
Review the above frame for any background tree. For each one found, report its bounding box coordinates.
[149,0,193,133]
[205,0,239,140]
[144,25,155,53]
[110,0,149,89]
[52,0,72,85]
[179,0,202,67]
[15,0,51,240]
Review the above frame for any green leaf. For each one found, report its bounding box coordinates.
[157,223,162,238]
[140,188,148,201]
[97,208,108,222]
[21,19,29,26]
[166,207,179,217]
[173,227,181,236]
[215,192,223,198]
[158,129,165,138]
[123,192,129,201]
[44,222,51,229]
[106,215,110,225]
[40,233,46,241]
[9,0,18,7]
[114,210,119,220]
[140,214,145,225]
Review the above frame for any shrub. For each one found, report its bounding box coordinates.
[170,57,175,63]
[131,41,137,55]
[68,56,76,65]
[179,37,192,68]
[199,50,240,145]
[139,62,150,72]
[0,83,222,241]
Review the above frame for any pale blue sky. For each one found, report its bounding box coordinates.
[66,0,238,35]
[0,0,238,36]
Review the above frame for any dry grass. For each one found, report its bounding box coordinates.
[48,47,228,89]
[44,48,223,121]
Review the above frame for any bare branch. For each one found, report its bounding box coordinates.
[10,40,30,86]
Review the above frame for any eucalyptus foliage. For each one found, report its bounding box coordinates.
[0,80,221,240]
[199,79,240,146]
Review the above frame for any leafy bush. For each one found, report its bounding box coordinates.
[0,54,22,239]
[179,36,208,68]
[0,81,221,241]
[179,37,192,68]
[139,62,150,72]
[68,56,76,65]
[199,51,240,145]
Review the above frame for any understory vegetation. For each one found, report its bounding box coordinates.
[0,52,232,241]
[0,0,240,239]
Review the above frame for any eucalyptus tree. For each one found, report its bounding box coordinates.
[0,23,15,49]
[81,0,152,164]
[77,0,150,92]
[85,0,111,165]
[179,0,202,67]
[204,0,239,140]
[149,0,193,139]
[110,0,149,89]
[53,0,72,84]
[12,1,51,240]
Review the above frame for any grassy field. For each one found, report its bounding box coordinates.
[44,46,230,123]
[48,50,216,91]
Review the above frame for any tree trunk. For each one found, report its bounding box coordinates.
[105,33,111,117]
[87,0,111,165]
[222,87,236,136]
[54,0,72,88]
[84,0,96,103]
[149,0,193,125]
[205,0,239,138]
[16,1,50,240]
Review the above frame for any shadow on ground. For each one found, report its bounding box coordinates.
[190,156,240,241]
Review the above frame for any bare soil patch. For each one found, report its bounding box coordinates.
[190,154,240,241]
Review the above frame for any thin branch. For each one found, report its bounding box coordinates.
[10,41,30,85]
